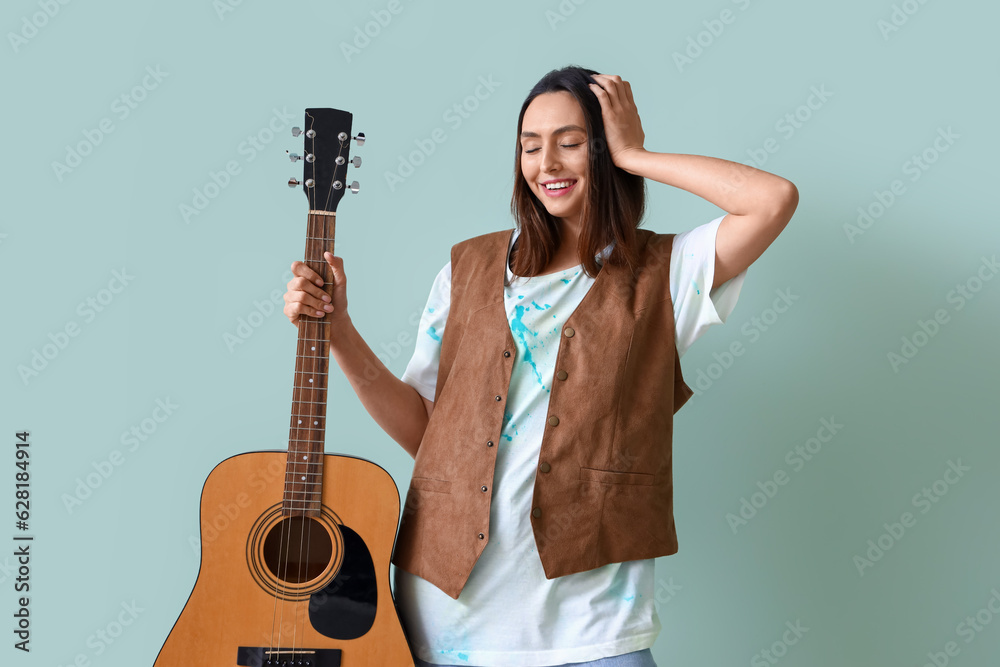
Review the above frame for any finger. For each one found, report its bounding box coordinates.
[591,80,620,111]
[285,277,333,302]
[291,260,324,287]
[623,80,634,106]
[601,76,624,108]
[588,82,609,108]
[287,286,333,312]
[290,296,333,319]
[290,275,332,302]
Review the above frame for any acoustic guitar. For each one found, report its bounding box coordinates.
[154,108,415,666]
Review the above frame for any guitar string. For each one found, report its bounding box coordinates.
[291,118,345,659]
[291,109,341,660]
[294,111,321,661]
[291,207,318,660]
[284,113,322,658]
[271,110,317,661]
[270,312,294,656]
[294,221,320,659]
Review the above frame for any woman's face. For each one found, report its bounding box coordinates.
[519,90,589,225]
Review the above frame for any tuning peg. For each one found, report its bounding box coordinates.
[286,151,315,163]
[354,132,365,146]
[288,177,300,188]
[334,155,363,168]
[291,127,315,138]
[348,180,360,194]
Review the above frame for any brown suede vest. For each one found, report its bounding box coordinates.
[390,227,694,600]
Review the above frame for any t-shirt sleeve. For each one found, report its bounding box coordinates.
[671,214,748,359]
[401,261,452,402]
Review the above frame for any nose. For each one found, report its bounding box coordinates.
[540,143,561,173]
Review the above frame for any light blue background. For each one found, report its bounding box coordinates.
[3,0,999,665]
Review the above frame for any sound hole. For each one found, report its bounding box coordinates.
[261,516,333,584]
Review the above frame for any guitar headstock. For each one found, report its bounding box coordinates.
[287,108,364,212]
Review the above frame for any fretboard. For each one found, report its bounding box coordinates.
[284,210,337,517]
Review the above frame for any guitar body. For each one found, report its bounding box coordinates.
[154,451,415,666]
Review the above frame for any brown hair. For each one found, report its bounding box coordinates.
[509,65,647,280]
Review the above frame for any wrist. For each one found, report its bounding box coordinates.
[615,147,648,175]
[327,313,354,346]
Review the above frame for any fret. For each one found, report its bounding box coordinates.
[289,400,332,406]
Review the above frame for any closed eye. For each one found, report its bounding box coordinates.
[523,143,581,154]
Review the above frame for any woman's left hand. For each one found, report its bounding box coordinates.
[588,74,646,168]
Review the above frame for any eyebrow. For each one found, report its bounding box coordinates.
[520,124,586,138]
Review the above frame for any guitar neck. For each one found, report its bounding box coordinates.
[285,210,337,517]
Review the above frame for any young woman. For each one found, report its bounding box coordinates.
[282,66,797,667]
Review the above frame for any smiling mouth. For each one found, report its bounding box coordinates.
[541,180,578,197]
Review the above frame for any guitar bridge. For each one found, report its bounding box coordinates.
[237,646,342,666]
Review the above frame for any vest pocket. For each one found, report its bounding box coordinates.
[410,476,452,494]
[579,467,655,486]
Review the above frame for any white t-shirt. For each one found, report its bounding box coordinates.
[395,215,747,666]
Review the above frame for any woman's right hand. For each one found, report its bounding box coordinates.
[283,251,350,327]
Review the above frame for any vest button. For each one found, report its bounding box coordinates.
[478,533,485,540]
[495,395,502,401]
[556,370,568,381]
[563,326,575,338]
[481,485,488,492]
[487,440,494,447]
[539,462,551,473]
[532,507,542,518]
[548,415,559,426]
[503,350,511,357]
